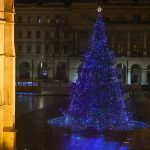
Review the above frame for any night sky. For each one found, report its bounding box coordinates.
[14,0,97,4]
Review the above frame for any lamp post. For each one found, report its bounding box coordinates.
[53,17,60,80]
[40,55,44,81]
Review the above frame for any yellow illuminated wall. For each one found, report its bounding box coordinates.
[0,0,16,149]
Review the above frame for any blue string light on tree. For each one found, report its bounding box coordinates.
[48,6,148,133]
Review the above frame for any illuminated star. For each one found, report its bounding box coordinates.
[97,6,102,13]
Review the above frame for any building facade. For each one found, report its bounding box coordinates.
[15,0,150,85]
[0,0,16,149]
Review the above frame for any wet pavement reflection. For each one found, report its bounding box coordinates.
[16,91,150,150]
[16,93,69,116]
[60,134,128,150]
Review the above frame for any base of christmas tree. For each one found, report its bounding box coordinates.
[48,117,148,136]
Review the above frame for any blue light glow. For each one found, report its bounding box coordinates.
[62,135,128,150]
[48,15,148,132]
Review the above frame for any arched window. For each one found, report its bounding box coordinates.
[19,62,30,79]
[147,65,150,84]
[116,63,126,84]
[131,64,142,84]
[38,62,48,79]
[55,62,67,82]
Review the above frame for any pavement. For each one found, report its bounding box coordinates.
[16,91,150,150]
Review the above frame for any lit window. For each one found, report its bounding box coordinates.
[42,70,48,76]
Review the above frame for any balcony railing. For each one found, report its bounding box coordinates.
[106,20,150,25]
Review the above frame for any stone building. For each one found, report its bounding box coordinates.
[0,0,16,149]
[15,0,150,85]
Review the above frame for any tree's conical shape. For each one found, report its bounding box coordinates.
[48,16,148,132]
[66,16,129,131]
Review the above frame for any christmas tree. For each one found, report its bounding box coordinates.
[48,7,147,132]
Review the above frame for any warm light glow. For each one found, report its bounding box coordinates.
[0,0,16,149]
[97,6,102,13]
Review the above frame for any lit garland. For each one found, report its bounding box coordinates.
[48,15,148,132]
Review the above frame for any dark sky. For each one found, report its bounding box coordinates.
[14,0,97,4]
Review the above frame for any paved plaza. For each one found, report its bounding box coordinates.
[16,91,150,150]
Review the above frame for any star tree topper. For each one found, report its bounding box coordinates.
[97,6,102,13]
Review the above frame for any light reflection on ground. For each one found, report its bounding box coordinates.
[62,134,128,150]
[16,91,150,149]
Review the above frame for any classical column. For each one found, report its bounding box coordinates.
[0,4,5,150]
[128,69,131,85]
[142,69,147,84]
[3,0,16,149]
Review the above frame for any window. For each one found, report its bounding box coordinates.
[19,62,30,79]
[36,45,41,54]
[27,31,32,39]
[17,45,23,54]
[133,15,141,22]
[37,16,41,23]
[36,31,41,39]
[27,45,32,54]
[45,31,50,38]
[55,16,61,24]
[45,45,50,54]
[64,30,69,39]
[117,44,124,55]
[27,16,31,23]
[18,31,22,39]
[133,44,141,54]
[117,16,126,23]
[18,16,22,23]
[132,31,140,39]
[46,17,50,24]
